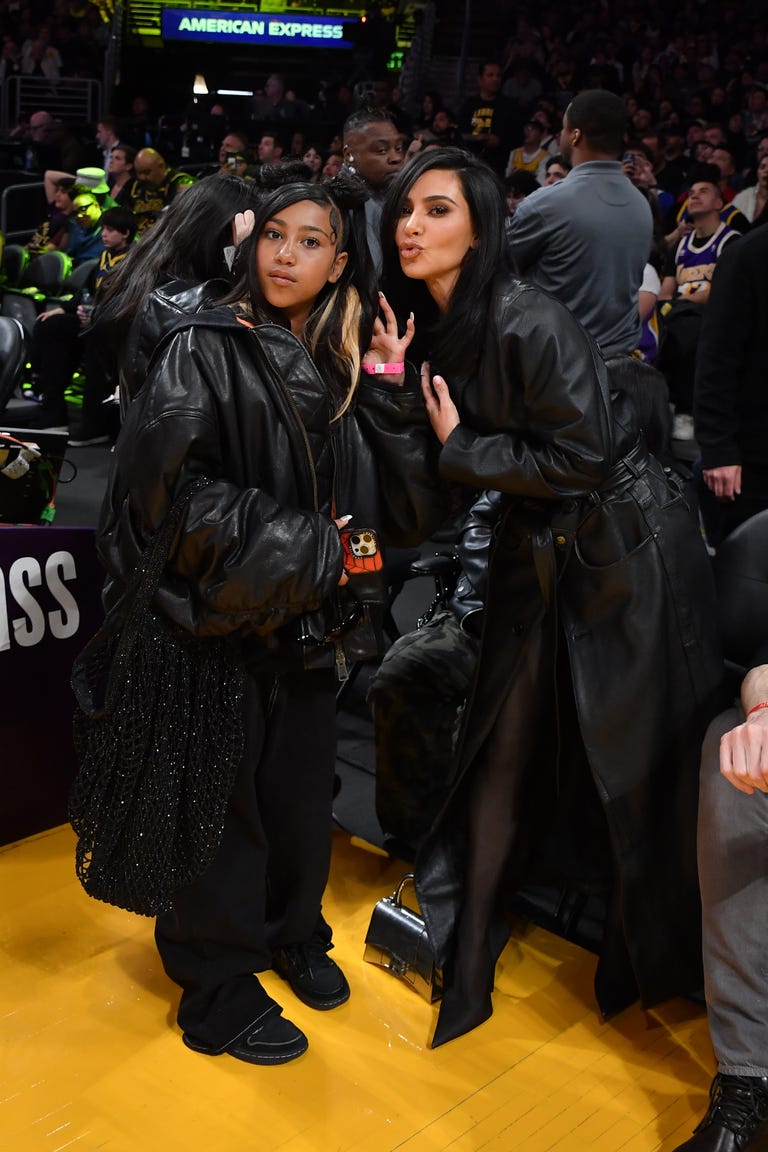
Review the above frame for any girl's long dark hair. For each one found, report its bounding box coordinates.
[224,175,376,419]
[380,147,508,377]
[96,175,260,339]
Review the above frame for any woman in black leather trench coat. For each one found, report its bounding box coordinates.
[379,148,724,1048]
[96,180,449,1065]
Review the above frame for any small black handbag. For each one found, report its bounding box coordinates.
[364,874,443,1002]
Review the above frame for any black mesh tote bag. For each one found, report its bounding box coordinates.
[69,477,246,916]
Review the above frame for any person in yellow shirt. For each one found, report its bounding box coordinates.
[505,120,549,183]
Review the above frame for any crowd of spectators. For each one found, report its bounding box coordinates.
[0,0,108,85]
[1,0,767,453]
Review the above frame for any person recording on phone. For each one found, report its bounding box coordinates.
[215,131,252,178]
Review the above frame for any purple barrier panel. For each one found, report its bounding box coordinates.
[0,526,104,845]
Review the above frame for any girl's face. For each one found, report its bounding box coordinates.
[758,157,768,185]
[395,169,476,308]
[256,199,348,334]
[303,147,322,174]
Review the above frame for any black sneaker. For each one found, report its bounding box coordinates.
[183,1003,308,1066]
[673,1074,768,1151]
[272,942,350,1010]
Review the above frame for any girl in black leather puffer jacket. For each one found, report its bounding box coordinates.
[95,180,449,1066]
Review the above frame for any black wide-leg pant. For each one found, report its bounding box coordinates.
[155,665,337,1050]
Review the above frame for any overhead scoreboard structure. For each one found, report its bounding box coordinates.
[124,0,416,51]
[161,9,357,47]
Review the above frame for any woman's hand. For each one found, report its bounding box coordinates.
[420,362,460,444]
[362,292,415,385]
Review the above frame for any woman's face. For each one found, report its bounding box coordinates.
[395,169,476,307]
[256,199,348,334]
[303,147,322,174]
[322,153,342,179]
[758,157,768,186]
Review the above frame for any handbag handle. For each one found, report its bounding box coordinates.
[394,873,416,907]
[71,475,213,719]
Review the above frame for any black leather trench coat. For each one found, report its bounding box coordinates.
[415,275,724,1018]
[97,282,449,664]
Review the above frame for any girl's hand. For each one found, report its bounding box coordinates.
[420,362,460,444]
[362,292,415,385]
[232,209,255,247]
[334,515,351,585]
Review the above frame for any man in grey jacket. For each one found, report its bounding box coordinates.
[507,89,652,357]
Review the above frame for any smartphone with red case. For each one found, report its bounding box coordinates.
[339,527,383,574]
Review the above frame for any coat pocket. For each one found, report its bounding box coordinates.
[574,493,654,570]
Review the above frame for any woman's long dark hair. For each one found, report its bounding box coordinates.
[224,175,377,418]
[380,147,508,377]
[96,175,260,337]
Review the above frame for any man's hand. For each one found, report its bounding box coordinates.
[703,465,742,500]
[720,711,768,795]
[664,220,694,246]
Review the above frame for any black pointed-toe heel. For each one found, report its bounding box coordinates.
[430,987,494,1048]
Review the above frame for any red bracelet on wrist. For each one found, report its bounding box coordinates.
[746,701,768,718]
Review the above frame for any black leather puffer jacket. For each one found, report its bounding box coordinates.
[97,281,450,665]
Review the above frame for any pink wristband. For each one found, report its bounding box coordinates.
[361,362,405,375]
[746,701,768,718]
